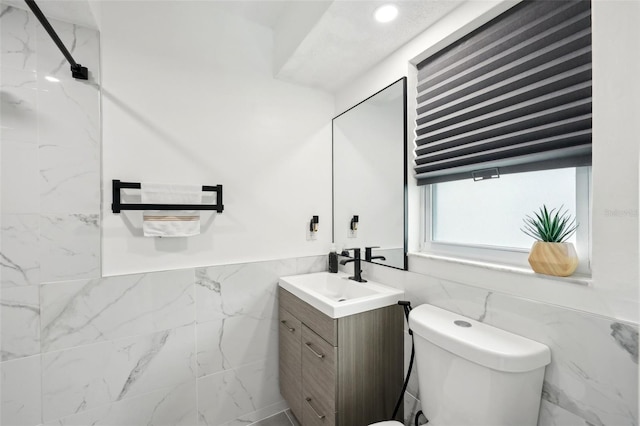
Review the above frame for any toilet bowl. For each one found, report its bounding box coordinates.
[370,304,550,426]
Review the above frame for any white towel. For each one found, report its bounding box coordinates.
[142,183,202,237]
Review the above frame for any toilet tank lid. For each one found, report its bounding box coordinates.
[409,304,550,373]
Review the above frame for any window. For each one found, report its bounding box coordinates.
[422,166,591,273]
[414,0,592,274]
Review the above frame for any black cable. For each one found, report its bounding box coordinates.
[392,335,414,419]
[392,301,414,420]
[415,410,425,426]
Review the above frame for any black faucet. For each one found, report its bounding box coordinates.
[365,246,387,262]
[340,248,367,283]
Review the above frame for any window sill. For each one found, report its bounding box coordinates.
[409,252,592,287]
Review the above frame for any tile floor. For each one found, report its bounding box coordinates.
[251,410,300,426]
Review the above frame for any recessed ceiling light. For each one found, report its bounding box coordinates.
[374,4,398,23]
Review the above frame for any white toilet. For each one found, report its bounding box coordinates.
[371,304,550,426]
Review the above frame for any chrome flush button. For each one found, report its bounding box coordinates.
[454,320,472,328]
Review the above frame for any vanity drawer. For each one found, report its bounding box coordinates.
[279,308,302,421]
[279,288,337,346]
[302,324,336,421]
[303,396,337,426]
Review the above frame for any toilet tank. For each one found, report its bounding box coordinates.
[409,305,550,426]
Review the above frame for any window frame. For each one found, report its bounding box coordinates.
[420,166,592,275]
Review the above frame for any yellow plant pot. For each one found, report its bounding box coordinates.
[528,241,578,277]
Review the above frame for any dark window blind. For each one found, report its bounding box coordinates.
[414,0,592,185]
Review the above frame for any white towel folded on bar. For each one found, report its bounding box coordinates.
[142,183,202,237]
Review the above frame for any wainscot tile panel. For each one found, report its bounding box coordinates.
[295,255,327,274]
[42,381,198,426]
[195,258,297,324]
[196,315,278,377]
[195,256,325,378]
[1,284,40,361]
[403,393,426,426]
[0,354,42,426]
[483,293,638,426]
[41,324,196,422]
[537,399,590,426]
[197,356,283,426]
[394,267,640,426]
[40,269,195,352]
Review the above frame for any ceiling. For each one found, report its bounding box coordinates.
[2,0,465,93]
[274,0,464,92]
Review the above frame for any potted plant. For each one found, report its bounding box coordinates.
[521,205,579,277]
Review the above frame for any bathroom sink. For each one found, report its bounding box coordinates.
[279,272,404,318]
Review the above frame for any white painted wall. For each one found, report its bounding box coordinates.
[590,0,640,322]
[100,1,335,276]
[334,0,640,323]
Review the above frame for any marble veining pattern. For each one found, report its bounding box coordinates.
[42,381,198,426]
[40,269,195,352]
[196,316,278,377]
[41,324,196,422]
[537,399,591,426]
[39,213,100,282]
[196,259,296,324]
[0,5,37,72]
[1,214,40,287]
[35,15,100,83]
[481,294,638,426]
[1,285,40,361]
[610,322,639,363]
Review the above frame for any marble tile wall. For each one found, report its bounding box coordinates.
[0,5,101,289]
[357,261,639,426]
[195,256,326,426]
[2,252,327,426]
[1,5,102,425]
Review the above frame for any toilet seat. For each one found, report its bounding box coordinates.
[369,422,403,426]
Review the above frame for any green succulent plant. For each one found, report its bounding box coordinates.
[521,205,578,243]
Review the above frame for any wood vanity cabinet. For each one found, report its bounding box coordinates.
[278,288,403,426]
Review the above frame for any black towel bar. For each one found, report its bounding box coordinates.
[111,180,224,213]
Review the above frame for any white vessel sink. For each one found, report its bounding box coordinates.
[279,272,404,319]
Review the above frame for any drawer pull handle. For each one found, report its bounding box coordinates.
[305,397,325,419]
[280,320,295,333]
[305,342,325,358]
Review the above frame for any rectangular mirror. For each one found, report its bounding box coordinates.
[332,77,407,270]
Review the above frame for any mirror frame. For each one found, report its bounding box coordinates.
[331,77,408,271]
